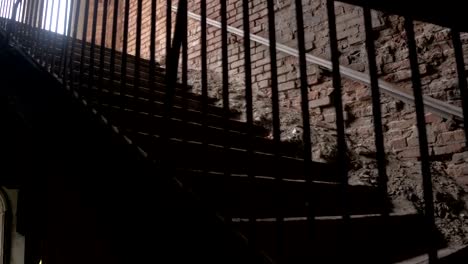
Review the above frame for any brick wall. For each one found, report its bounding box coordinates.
[120,0,173,61]
[174,0,468,159]
[189,0,468,184]
[82,0,125,51]
[83,0,468,183]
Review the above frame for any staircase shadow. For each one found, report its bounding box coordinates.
[235,214,446,263]
[0,26,454,263]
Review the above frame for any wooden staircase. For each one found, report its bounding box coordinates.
[3,25,448,263]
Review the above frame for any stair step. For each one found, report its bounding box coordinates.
[70,53,161,75]
[20,32,155,68]
[21,45,161,82]
[91,100,264,140]
[176,168,386,218]
[233,214,445,263]
[127,131,340,182]
[39,50,164,79]
[86,86,231,119]
[73,71,195,99]
[70,62,168,88]
[397,246,468,264]
[100,107,296,157]
[38,54,166,85]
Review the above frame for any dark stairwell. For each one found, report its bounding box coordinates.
[0,32,270,264]
[1,0,468,263]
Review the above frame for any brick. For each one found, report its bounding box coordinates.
[452,152,467,164]
[344,17,364,28]
[256,73,269,82]
[437,131,465,145]
[252,67,264,76]
[307,74,319,86]
[399,148,420,159]
[308,90,320,101]
[258,80,270,89]
[310,96,332,109]
[251,52,265,62]
[336,12,359,24]
[386,129,403,138]
[434,144,464,156]
[337,26,359,40]
[348,35,364,46]
[395,70,412,82]
[388,120,413,130]
[357,125,374,135]
[356,87,372,100]
[371,10,385,29]
[407,137,419,147]
[277,74,286,84]
[324,114,336,123]
[425,113,443,124]
[454,130,466,142]
[255,57,270,68]
[455,176,468,186]
[431,122,450,133]
[230,60,244,69]
[390,138,407,150]
[279,81,296,91]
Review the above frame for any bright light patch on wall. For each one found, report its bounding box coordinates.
[0,0,19,19]
[42,0,71,34]
[0,1,71,35]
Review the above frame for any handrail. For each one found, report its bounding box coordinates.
[172,6,464,121]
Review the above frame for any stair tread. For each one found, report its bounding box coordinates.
[74,71,195,98]
[128,131,340,182]
[111,109,302,162]
[21,32,156,68]
[94,101,269,139]
[71,53,162,74]
[233,214,445,263]
[98,106,279,154]
[231,212,416,221]
[82,82,227,114]
[176,168,385,218]
[70,62,167,86]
